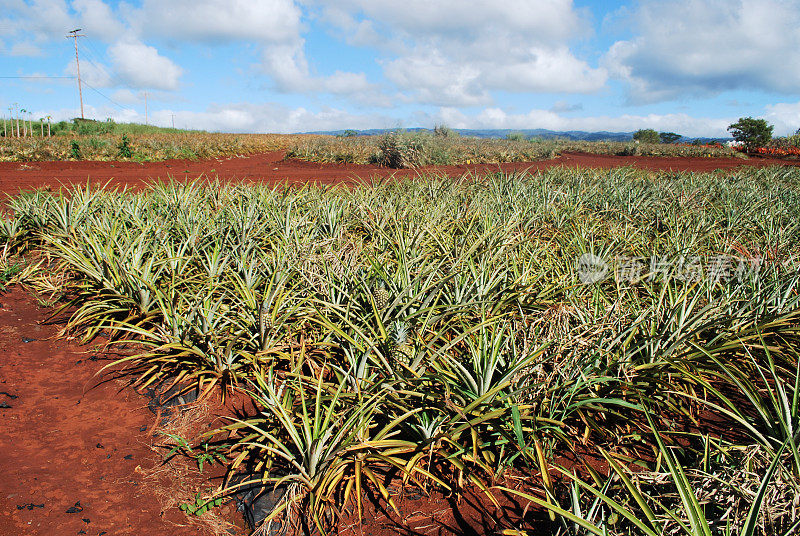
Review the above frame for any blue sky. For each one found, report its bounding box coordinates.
[1,0,799,136]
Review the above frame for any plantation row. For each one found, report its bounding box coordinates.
[2,167,799,535]
[0,129,742,165]
[0,132,300,162]
[286,131,740,167]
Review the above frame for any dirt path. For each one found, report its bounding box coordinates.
[0,285,236,536]
[0,151,796,195]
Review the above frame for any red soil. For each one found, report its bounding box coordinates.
[0,285,241,535]
[0,151,797,195]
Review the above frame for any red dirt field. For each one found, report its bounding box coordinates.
[1,152,796,535]
[0,150,798,195]
[0,285,242,536]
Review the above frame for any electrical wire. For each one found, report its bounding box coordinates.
[0,76,76,79]
[81,80,127,110]
[79,39,125,88]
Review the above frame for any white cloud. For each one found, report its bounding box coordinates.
[9,41,42,56]
[36,98,761,138]
[382,51,488,106]
[314,0,587,42]
[108,102,394,133]
[110,89,141,105]
[311,0,606,105]
[764,102,800,136]
[130,0,303,44]
[72,0,125,42]
[606,0,800,102]
[0,0,74,48]
[64,54,113,87]
[423,107,733,138]
[170,105,733,137]
[261,42,390,105]
[108,39,183,90]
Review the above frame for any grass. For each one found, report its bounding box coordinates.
[0,261,23,290]
[2,165,799,535]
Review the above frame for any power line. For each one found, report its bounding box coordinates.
[81,80,127,110]
[0,76,76,79]
[79,39,124,88]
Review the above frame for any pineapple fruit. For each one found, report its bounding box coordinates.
[388,321,410,367]
[372,282,390,310]
[259,301,272,335]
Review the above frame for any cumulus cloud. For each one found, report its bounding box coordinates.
[764,101,800,136]
[261,42,391,105]
[64,54,113,87]
[48,102,395,133]
[422,107,733,138]
[129,0,303,44]
[175,105,731,137]
[108,40,183,90]
[72,0,125,42]
[0,0,74,51]
[605,0,800,102]
[312,0,606,105]
[36,96,758,138]
[109,89,142,105]
[314,0,588,42]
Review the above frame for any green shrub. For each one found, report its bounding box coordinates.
[117,134,133,158]
[70,140,82,160]
[375,131,429,168]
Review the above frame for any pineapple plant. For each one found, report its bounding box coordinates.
[387,321,410,368]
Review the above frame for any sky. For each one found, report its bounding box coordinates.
[1,0,799,137]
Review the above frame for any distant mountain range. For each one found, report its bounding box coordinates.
[299,128,730,144]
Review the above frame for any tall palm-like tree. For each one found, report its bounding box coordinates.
[12,104,19,137]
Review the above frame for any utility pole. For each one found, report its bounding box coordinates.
[171,113,175,129]
[144,91,148,125]
[67,29,85,119]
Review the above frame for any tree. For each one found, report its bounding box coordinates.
[633,129,660,144]
[727,117,773,151]
[659,132,681,144]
